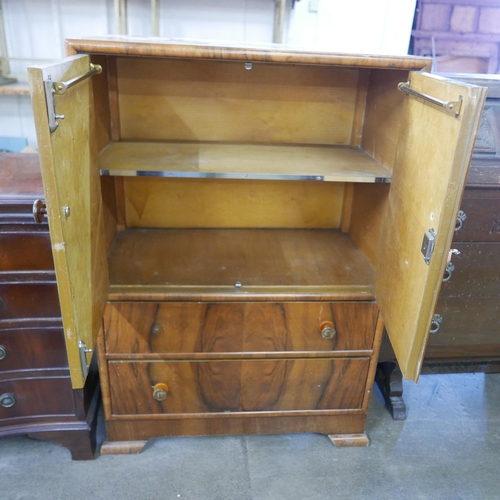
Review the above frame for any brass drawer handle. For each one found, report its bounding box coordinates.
[152,383,169,401]
[430,314,443,334]
[443,262,455,282]
[455,210,466,232]
[0,345,7,360]
[319,321,337,340]
[0,393,16,408]
[32,199,47,223]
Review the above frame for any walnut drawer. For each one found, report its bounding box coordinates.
[0,233,53,272]
[0,283,60,320]
[429,297,500,347]
[0,327,67,372]
[0,376,75,420]
[108,358,370,416]
[440,243,500,298]
[104,301,378,355]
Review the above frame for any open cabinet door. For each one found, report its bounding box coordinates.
[28,55,109,388]
[375,72,486,381]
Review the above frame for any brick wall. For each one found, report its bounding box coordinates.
[411,0,500,73]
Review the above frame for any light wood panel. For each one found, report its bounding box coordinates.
[107,228,376,296]
[28,55,109,388]
[375,72,487,381]
[361,69,409,171]
[104,301,378,354]
[123,177,344,229]
[100,142,392,182]
[117,57,359,144]
[349,183,390,268]
[107,358,370,415]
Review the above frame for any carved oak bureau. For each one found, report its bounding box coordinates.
[27,37,485,452]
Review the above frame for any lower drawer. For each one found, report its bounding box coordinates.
[0,376,75,420]
[0,327,67,372]
[429,297,500,347]
[108,358,370,416]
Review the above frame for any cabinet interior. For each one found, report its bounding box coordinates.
[93,55,409,299]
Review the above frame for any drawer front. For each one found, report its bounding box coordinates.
[454,197,500,242]
[108,358,370,415]
[0,233,53,272]
[429,297,500,347]
[0,377,75,420]
[0,283,60,320]
[104,301,378,354]
[440,243,500,298]
[0,327,67,372]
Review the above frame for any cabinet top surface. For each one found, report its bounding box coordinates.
[66,36,430,70]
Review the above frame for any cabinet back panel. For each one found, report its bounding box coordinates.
[123,177,344,228]
[116,57,360,145]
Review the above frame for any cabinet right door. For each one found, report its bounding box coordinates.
[375,72,486,381]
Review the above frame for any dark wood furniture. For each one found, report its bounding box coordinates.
[0,153,100,459]
[378,74,500,420]
[27,38,485,452]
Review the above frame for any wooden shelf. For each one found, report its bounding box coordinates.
[108,228,375,301]
[99,142,392,183]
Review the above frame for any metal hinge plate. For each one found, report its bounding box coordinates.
[78,340,93,379]
[421,228,436,265]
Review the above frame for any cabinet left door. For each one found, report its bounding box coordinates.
[28,55,109,388]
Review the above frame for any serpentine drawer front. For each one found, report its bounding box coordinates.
[0,233,54,272]
[0,377,75,420]
[0,327,67,372]
[104,301,379,355]
[0,283,60,320]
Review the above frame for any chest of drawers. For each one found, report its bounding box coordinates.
[27,38,485,452]
[0,153,100,459]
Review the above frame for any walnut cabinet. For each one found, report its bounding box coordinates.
[27,37,486,452]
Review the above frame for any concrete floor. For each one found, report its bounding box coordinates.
[1,372,499,500]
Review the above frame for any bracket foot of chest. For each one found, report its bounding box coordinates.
[100,440,148,455]
[328,433,369,447]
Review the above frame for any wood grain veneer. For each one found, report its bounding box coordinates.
[104,301,378,355]
[108,358,370,415]
[66,36,430,70]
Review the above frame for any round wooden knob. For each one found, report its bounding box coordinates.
[319,321,337,340]
[152,383,169,401]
